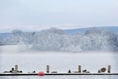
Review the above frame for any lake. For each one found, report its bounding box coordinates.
[0,75,118,79]
[0,45,118,79]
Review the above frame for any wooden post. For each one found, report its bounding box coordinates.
[15,65,18,72]
[108,65,111,73]
[78,65,81,73]
[46,65,50,73]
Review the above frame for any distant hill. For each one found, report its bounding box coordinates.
[64,26,118,34]
[0,33,11,39]
[0,26,118,37]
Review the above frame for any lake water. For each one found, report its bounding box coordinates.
[0,75,118,79]
[0,45,118,79]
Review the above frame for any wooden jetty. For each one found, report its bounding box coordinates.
[0,73,118,76]
[1,64,118,76]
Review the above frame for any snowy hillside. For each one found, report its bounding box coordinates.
[0,27,118,52]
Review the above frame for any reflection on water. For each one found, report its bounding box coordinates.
[0,75,118,79]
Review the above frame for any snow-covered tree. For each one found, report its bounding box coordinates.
[1,27,118,52]
[31,28,65,51]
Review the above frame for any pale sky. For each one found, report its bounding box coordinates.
[0,0,118,32]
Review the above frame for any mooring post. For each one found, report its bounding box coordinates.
[15,65,18,72]
[46,65,50,73]
[78,65,81,73]
[108,65,111,73]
